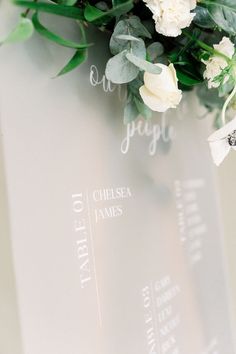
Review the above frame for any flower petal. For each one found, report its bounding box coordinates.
[154,18,182,37]
[144,64,178,94]
[139,85,171,112]
[209,139,230,166]
[214,37,235,59]
[169,63,179,89]
[208,116,236,142]
[190,0,197,10]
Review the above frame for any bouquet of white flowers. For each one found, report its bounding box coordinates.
[3,0,236,165]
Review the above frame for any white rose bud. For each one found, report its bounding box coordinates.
[139,63,182,112]
[203,37,235,89]
[143,0,197,37]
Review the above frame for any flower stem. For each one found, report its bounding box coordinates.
[182,30,231,63]
[22,0,38,17]
[221,83,236,125]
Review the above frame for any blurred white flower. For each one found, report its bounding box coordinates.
[143,0,197,37]
[203,37,235,89]
[208,116,236,166]
[139,63,182,112]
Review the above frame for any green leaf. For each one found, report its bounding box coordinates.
[2,16,34,44]
[176,69,202,86]
[84,4,104,22]
[13,1,84,19]
[205,0,236,34]
[108,0,133,17]
[32,12,91,49]
[57,0,77,5]
[126,53,162,74]
[147,42,164,62]
[112,0,130,6]
[105,50,139,84]
[134,97,152,119]
[84,0,133,25]
[193,5,215,28]
[56,49,87,76]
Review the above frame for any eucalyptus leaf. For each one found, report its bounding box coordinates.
[196,83,224,109]
[84,0,133,25]
[113,16,151,38]
[115,34,140,41]
[155,55,169,65]
[193,5,215,28]
[128,75,144,97]
[2,16,34,44]
[56,49,87,76]
[147,42,164,61]
[125,16,151,39]
[110,16,151,55]
[32,12,91,49]
[105,50,139,84]
[205,0,236,34]
[111,34,146,57]
[129,41,147,59]
[126,53,162,74]
[134,97,152,119]
[124,99,139,124]
[13,0,84,19]
[95,1,109,11]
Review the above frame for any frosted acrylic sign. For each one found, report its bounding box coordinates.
[0,2,235,354]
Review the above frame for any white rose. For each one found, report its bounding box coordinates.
[139,63,182,112]
[143,0,197,37]
[208,115,236,166]
[203,37,235,89]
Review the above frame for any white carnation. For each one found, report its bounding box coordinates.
[203,37,235,89]
[143,0,197,37]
